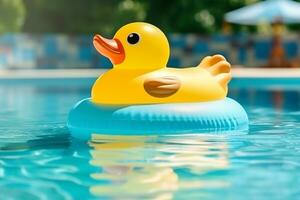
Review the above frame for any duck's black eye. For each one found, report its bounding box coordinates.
[127,33,140,45]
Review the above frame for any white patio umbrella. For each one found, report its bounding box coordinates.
[225,0,300,25]
[225,0,300,67]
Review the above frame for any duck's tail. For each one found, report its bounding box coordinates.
[197,54,231,90]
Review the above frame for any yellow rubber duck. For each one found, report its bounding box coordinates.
[92,22,231,105]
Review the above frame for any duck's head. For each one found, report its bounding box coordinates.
[93,22,170,70]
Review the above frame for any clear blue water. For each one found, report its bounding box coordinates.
[0,82,300,200]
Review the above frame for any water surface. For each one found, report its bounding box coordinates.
[0,84,300,200]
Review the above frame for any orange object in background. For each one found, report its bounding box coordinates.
[268,21,289,68]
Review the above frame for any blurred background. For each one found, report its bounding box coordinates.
[0,0,300,69]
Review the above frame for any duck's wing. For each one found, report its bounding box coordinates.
[197,54,231,89]
[144,76,181,98]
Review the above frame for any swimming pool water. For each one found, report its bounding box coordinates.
[0,83,300,200]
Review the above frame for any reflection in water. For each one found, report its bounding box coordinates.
[229,89,300,111]
[88,134,230,199]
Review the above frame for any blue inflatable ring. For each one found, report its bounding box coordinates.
[67,98,248,139]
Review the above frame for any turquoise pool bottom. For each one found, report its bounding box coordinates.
[68,97,248,139]
[1,84,300,200]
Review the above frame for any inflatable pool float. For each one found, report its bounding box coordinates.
[67,22,248,139]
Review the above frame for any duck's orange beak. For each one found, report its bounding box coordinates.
[93,35,125,65]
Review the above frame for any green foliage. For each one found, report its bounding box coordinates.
[22,0,144,36]
[22,0,261,35]
[18,0,300,34]
[0,0,25,33]
[138,0,259,34]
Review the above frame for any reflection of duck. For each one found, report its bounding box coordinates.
[88,134,229,199]
[92,22,231,105]
[89,135,179,199]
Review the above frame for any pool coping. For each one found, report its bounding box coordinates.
[0,68,300,79]
[0,68,299,88]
